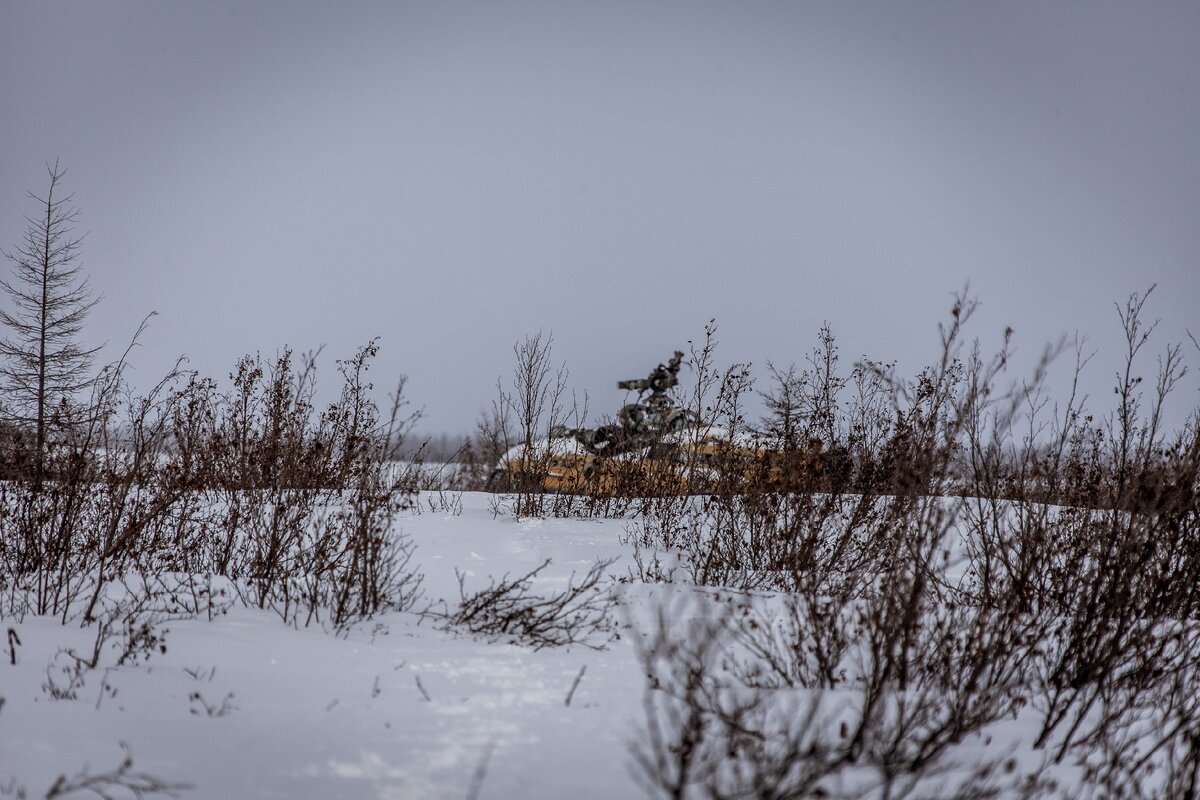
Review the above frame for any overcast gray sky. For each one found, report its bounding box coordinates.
[2,1,1197,432]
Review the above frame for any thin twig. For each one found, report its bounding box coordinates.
[565,664,587,707]
[465,740,495,800]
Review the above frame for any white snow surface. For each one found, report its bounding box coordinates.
[2,491,1158,799]
[1,493,646,800]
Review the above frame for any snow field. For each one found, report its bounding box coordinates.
[2,493,643,799]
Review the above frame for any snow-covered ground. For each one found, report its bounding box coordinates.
[2,493,647,799]
[4,489,1192,799]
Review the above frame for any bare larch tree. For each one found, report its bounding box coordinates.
[0,161,101,483]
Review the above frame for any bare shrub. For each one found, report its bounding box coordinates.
[43,743,190,799]
[485,331,625,519]
[488,331,585,517]
[205,343,424,629]
[0,319,198,623]
[326,391,425,628]
[0,337,424,635]
[447,557,617,650]
[631,289,1200,799]
[632,590,1032,800]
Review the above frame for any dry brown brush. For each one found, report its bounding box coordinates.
[630,290,1200,799]
[0,340,424,634]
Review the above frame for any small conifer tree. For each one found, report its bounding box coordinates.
[0,161,101,482]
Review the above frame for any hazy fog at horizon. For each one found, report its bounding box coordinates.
[2,2,1197,434]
